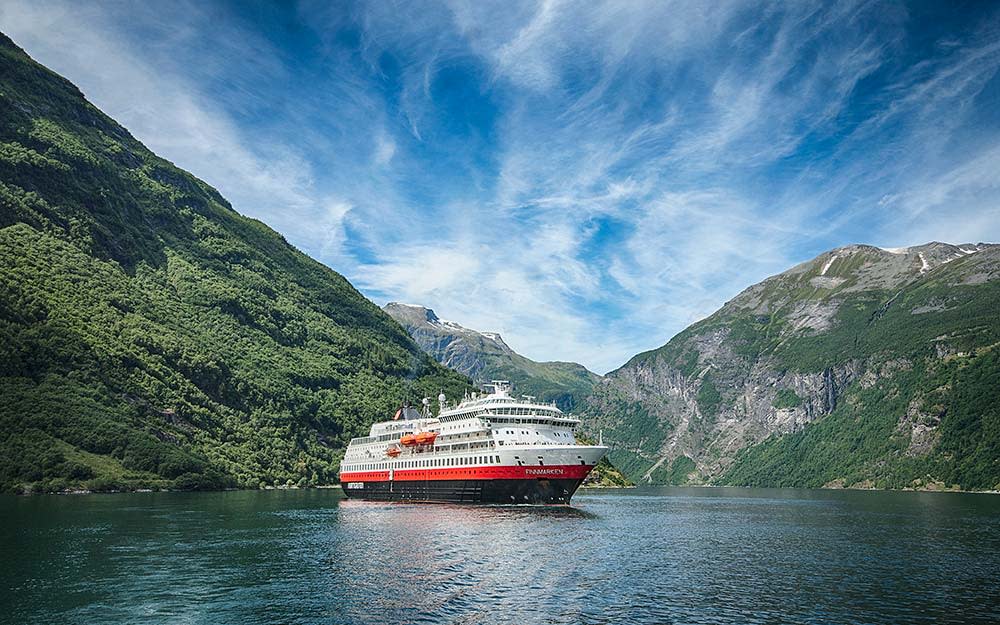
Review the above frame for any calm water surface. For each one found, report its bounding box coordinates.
[2,487,999,624]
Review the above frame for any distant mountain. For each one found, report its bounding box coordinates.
[0,33,469,493]
[583,242,1000,491]
[384,303,600,411]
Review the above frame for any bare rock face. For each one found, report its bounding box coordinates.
[583,242,1000,487]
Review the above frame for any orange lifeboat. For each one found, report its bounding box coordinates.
[400,433,418,446]
[415,431,438,445]
[386,446,401,457]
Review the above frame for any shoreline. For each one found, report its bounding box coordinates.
[10,483,998,497]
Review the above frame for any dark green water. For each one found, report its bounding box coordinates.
[2,487,998,624]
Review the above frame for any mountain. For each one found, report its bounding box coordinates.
[385,302,631,487]
[384,302,600,411]
[0,33,470,493]
[583,242,1000,491]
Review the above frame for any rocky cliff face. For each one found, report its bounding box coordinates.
[583,243,1000,490]
[384,302,600,410]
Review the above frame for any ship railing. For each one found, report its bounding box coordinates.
[406,439,496,455]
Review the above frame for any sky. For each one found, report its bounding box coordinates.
[3,1,1000,373]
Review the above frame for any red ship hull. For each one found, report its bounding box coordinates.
[340,464,593,504]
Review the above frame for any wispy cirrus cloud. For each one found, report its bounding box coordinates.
[3,1,999,373]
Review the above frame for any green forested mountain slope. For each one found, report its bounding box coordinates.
[583,243,1000,491]
[0,33,470,493]
[384,302,600,411]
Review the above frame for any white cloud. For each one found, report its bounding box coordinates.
[5,1,999,374]
[0,0,324,244]
[373,131,396,166]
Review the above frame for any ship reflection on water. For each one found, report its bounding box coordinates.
[338,497,600,519]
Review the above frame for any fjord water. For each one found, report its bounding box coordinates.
[2,488,998,625]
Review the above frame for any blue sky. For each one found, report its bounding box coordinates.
[3,1,1000,373]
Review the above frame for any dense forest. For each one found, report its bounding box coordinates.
[0,33,471,493]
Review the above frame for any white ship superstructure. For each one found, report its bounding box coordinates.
[339,381,607,504]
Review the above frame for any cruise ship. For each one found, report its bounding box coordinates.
[338,381,607,504]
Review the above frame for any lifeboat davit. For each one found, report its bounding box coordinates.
[386,446,401,457]
[400,433,418,446]
[415,431,438,445]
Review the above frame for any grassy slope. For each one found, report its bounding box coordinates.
[477,349,599,411]
[0,33,470,493]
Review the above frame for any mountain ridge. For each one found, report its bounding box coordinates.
[384,302,600,411]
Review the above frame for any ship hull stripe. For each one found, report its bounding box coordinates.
[340,477,586,504]
[339,463,593,483]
